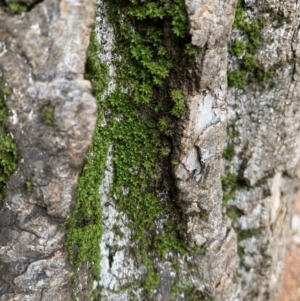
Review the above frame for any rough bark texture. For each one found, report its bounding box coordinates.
[226,0,300,300]
[1,0,300,300]
[174,0,239,299]
[0,0,96,300]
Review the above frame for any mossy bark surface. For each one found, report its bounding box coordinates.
[1,0,300,300]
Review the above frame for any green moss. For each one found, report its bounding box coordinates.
[154,221,189,257]
[0,84,18,205]
[0,1,28,14]
[226,207,240,221]
[63,31,109,300]
[229,39,247,57]
[221,173,247,205]
[158,117,171,133]
[237,245,245,257]
[142,251,160,292]
[221,173,237,204]
[172,259,181,273]
[127,0,188,38]
[228,0,274,88]
[171,278,213,301]
[250,70,276,83]
[41,106,54,125]
[238,229,261,242]
[171,89,186,118]
[1,86,11,95]
[243,53,259,71]
[222,124,239,161]
[233,2,266,51]
[113,224,124,238]
[8,2,27,13]
[25,180,33,196]
[227,70,247,89]
[273,11,291,28]
[221,173,238,190]
[65,0,200,297]
[237,229,262,259]
[185,44,198,56]
[104,0,197,294]
[222,123,239,202]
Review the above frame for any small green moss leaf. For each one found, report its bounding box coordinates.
[229,39,247,57]
[41,106,54,125]
[25,181,33,196]
[243,53,259,71]
[8,2,28,14]
[0,82,18,206]
[227,70,246,88]
[171,89,185,118]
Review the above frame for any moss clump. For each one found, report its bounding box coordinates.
[8,2,27,13]
[238,228,261,242]
[171,89,186,118]
[153,221,190,257]
[171,278,213,301]
[142,250,160,292]
[172,259,181,273]
[229,39,247,57]
[25,180,33,196]
[272,11,291,28]
[233,4,267,53]
[65,0,200,297]
[221,173,238,205]
[0,84,18,205]
[226,207,242,221]
[228,0,275,88]
[221,172,248,205]
[0,1,28,14]
[63,31,109,300]
[41,106,54,125]
[104,0,198,294]
[222,124,239,161]
[113,224,124,238]
[243,53,259,71]
[227,70,247,89]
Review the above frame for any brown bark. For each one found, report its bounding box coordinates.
[0,0,96,299]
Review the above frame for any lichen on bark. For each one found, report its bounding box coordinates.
[73,0,241,300]
[1,0,299,300]
[224,0,300,299]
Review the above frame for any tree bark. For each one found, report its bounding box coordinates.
[0,0,96,300]
[1,0,299,300]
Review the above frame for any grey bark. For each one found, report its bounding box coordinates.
[227,0,300,299]
[0,0,96,300]
[0,0,300,300]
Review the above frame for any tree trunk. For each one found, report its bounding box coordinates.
[1,0,299,300]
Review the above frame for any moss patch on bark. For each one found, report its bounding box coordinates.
[0,83,18,205]
[65,0,207,299]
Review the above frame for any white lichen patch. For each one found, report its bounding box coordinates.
[269,172,282,224]
[10,109,18,125]
[0,42,7,57]
[94,4,143,299]
[97,145,143,300]
[95,0,117,100]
